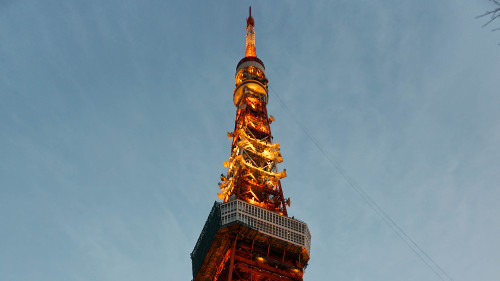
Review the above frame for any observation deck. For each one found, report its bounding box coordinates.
[221,199,311,253]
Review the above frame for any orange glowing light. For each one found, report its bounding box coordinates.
[245,45,256,58]
[255,256,265,263]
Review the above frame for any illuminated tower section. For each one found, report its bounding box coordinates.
[219,6,287,216]
[191,7,311,281]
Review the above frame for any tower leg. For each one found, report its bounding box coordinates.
[227,235,237,281]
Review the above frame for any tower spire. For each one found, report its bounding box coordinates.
[245,5,256,57]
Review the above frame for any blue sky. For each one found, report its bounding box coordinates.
[1,1,499,280]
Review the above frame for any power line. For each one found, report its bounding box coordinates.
[269,87,454,281]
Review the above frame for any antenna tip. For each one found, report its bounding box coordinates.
[246,6,254,27]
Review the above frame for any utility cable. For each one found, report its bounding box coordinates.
[269,86,454,281]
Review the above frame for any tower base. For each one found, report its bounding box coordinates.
[191,201,310,281]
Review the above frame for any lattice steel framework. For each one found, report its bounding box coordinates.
[218,7,289,216]
[191,7,311,281]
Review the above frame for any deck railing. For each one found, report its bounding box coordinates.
[220,199,311,253]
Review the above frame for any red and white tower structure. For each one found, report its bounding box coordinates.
[191,7,311,281]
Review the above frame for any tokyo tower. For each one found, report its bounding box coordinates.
[191,7,311,281]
